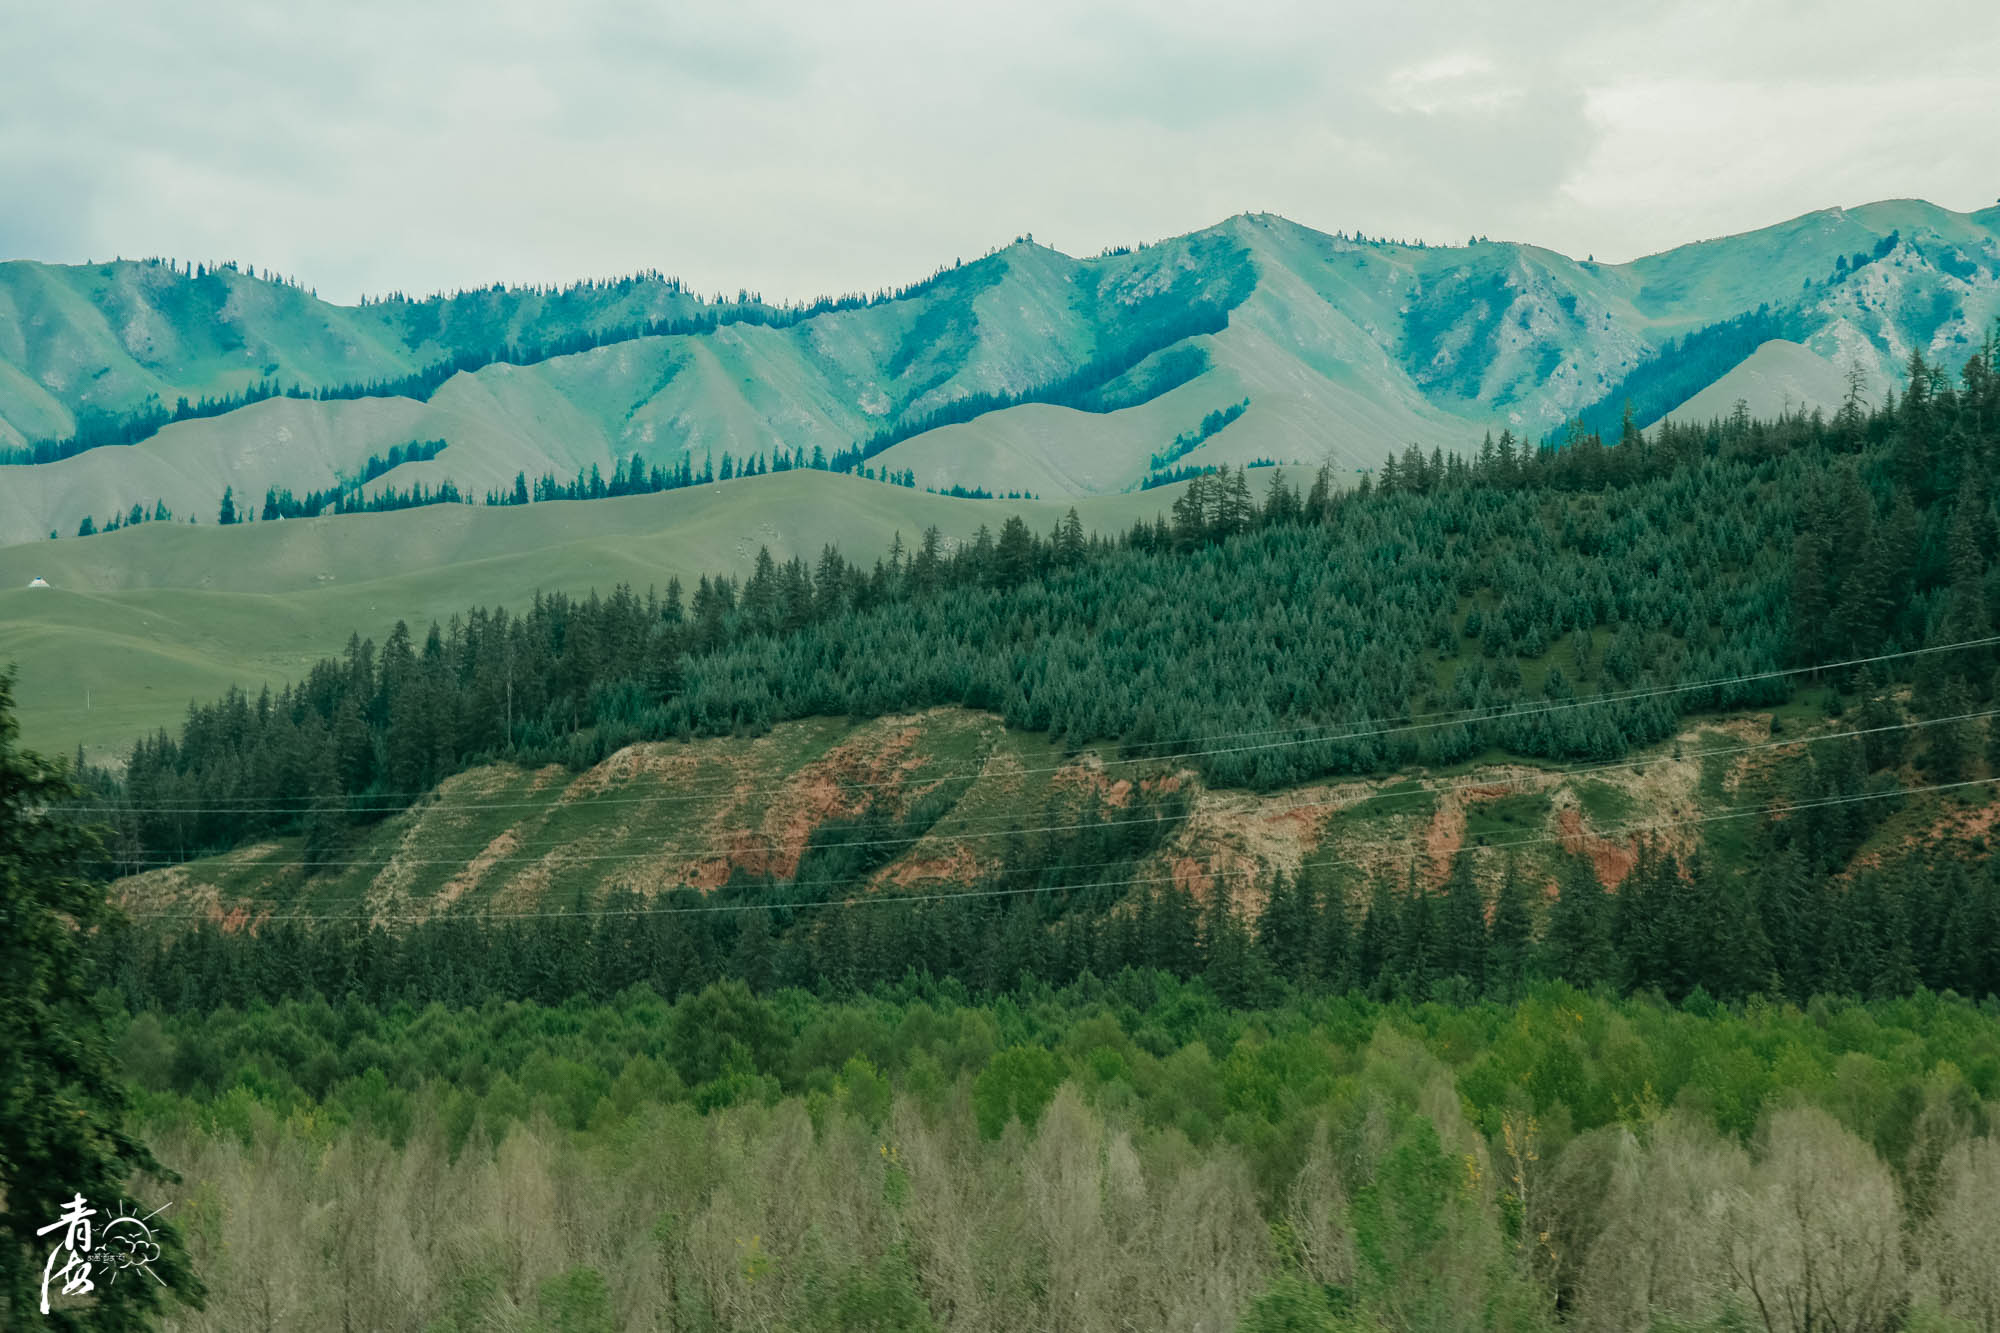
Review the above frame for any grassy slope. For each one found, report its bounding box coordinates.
[8,203,1995,545]
[0,471,1196,759]
[1659,338,1873,424]
[113,696,1979,928]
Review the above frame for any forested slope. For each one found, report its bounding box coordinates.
[15,340,2000,1333]
[56,338,1999,1019]
[103,342,2000,847]
[0,471,1198,759]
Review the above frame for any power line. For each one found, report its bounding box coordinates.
[65,634,2000,818]
[113,759,2000,925]
[100,705,1996,879]
[118,773,2000,925]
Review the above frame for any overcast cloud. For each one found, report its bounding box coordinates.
[3,0,1996,304]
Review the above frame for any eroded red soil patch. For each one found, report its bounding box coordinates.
[1555,807,1638,887]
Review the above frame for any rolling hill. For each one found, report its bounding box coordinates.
[104,692,1979,941]
[5,197,1999,759]
[0,470,1202,759]
[3,200,1996,547]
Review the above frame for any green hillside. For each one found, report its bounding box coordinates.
[3,200,1995,547]
[15,260,2000,1333]
[1660,338,1876,425]
[0,470,1200,759]
[110,695,1981,944]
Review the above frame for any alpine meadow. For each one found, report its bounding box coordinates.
[7,11,2000,1326]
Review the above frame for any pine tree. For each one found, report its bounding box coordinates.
[1543,859,1614,988]
[732,909,776,992]
[1203,889,1259,1006]
[1924,679,1974,781]
[1,670,204,1324]
[1054,508,1085,566]
[1142,882,1201,979]
[1488,857,1535,995]
[1256,873,1313,987]
[1308,872,1353,992]
[1355,876,1397,998]
[1437,853,1488,991]
[1391,868,1438,1000]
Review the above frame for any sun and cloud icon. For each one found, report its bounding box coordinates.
[92,1201,168,1287]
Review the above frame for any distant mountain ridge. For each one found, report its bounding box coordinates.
[2,198,1996,546]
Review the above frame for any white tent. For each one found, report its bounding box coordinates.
[27,576,50,588]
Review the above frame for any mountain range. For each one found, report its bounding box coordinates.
[3,198,1997,550]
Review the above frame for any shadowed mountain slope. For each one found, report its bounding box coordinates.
[3,200,1995,544]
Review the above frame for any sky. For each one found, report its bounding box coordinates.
[4,0,1996,306]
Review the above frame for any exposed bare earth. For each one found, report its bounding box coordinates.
[114,705,1937,927]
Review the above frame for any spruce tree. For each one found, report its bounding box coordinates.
[1923,679,1974,781]
[1,670,203,1325]
[1488,857,1535,995]
[1255,873,1313,986]
[1543,859,1614,989]
[1437,853,1489,991]
[1202,889,1260,1006]
[1355,876,1397,998]
[1308,872,1353,992]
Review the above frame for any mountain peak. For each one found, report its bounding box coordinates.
[1,197,1995,551]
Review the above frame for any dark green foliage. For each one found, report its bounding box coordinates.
[1148,397,1250,472]
[1569,305,1803,436]
[1541,859,1615,989]
[829,241,1256,473]
[103,344,2000,875]
[0,672,202,1326]
[100,801,2000,1019]
[258,438,449,518]
[971,1045,1063,1139]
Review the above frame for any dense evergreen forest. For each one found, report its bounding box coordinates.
[98,819,2000,1015]
[106,343,2000,864]
[12,341,2000,1332]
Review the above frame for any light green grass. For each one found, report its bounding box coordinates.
[1464,791,1554,847]
[0,471,1197,761]
[11,200,1993,549]
[1574,779,1636,827]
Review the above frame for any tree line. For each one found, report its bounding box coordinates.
[99,806,2000,1018]
[96,341,2000,866]
[1148,396,1250,472]
[0,266,962,467]
[80,971,2000,1332]
[68,497,174,539]
[483,445,918,508]
[3,239,1254,474]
